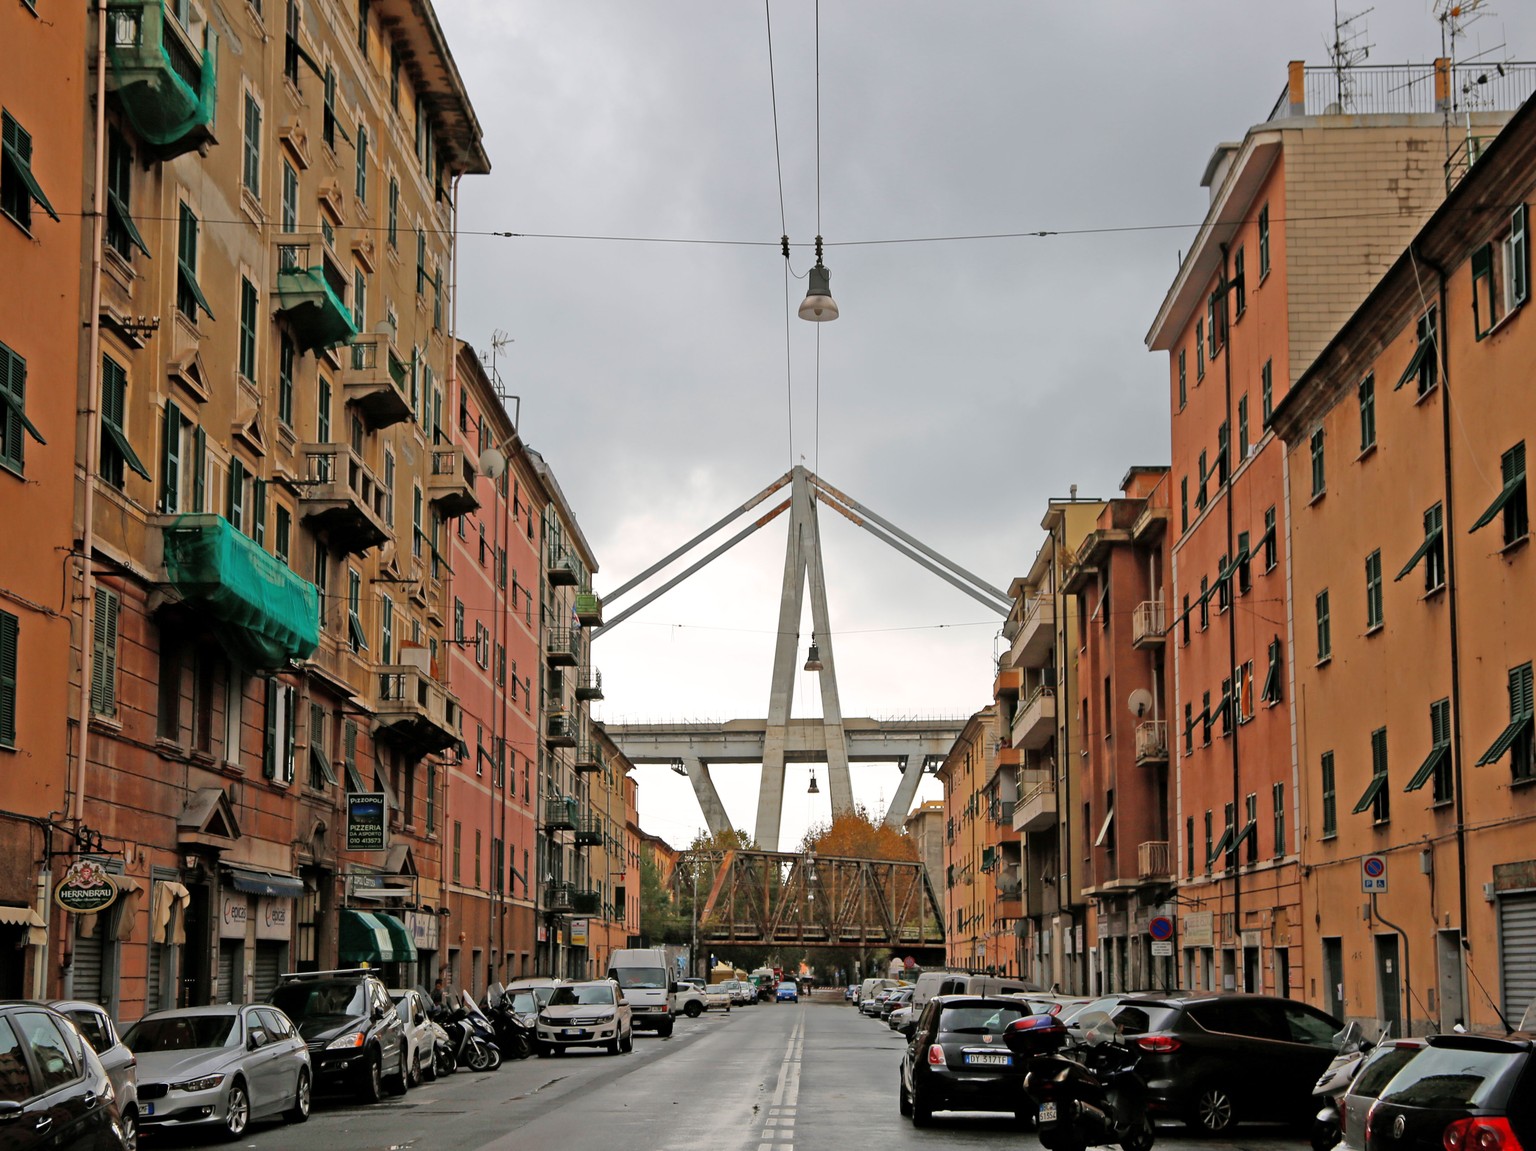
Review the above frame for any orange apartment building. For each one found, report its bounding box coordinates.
[583,727,640,976]
[937,706,1000,972]
[1271,93,1536,1034]
[0,0,87,997]
[1060,468,1174,994]
[1144,60,1521,999]
[904,799,947,924]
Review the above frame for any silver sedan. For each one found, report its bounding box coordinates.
[122,1004,311,1139]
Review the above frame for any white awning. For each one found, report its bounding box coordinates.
[0,905,43,927]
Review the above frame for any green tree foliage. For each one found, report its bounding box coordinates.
[638,852,687,944]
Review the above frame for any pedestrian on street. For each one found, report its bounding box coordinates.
[431,977,448,1011]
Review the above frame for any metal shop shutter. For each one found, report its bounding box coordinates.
[252,942,283,1002]
[1499,891,1536,1024]
[146,943,163,1014]
[72,918,104,1006]
[217,941,240,1004]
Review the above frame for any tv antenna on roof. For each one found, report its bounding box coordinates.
[1326,2,1374,112]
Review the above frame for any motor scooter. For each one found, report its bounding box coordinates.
[1310,1022,1375,1151]
[440,991,502,1071]
[1005,1013,1154,1151]
[483,982,535,1060]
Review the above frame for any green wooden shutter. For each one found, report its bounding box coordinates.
[90,588,118,716]
[227,457,245,528]
[0,611,17,746]
[161,400,181,512]
[1520,664,1535,719]
[263,678,278,779]
[1512,204,1529,306]
[252,479,267,546]
[192,425,206,512]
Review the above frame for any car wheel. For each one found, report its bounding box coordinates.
[423,1047,438,1082]
[285,1067,312,1124]
[621,1028,633,1053]
[911,1080,935,1127]
[222,1079,250,1140]
[607,1034,622,1055]
[385,1048,410,1095]
[358,1051,384,1103]
[1120,1116,1155,1151]
[898,1072,913,1117]
[658,1020,674,1038]
[1190,1082,1237,1135]
[408,1047,422,1088]
[685,1001,703,1018]
[120,1105,139,1151]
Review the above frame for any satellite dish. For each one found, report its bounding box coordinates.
[1127,688,1155,719]
[479,446,507,480]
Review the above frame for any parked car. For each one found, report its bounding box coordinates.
[881,987,914,1021]
[50,999,138,1150]
[720,980,757,1007]
[696,983,733,1012]
[1337,1038,1426,1151]
[845,984,860,1003]
[899,994,1034,1126]
[505,977,560,1010]
[122,1004,310,1140]
[1364,1032,1533,1151]
[776,981,800,1003]
[267,968,408,1102]
[888,1003,914,1034]
[389,988,436,1086]
[863,984,910,1017]
[1098,993,1344,1133]
[0,1001,129,1150]
[535,980,633,1055]
[1020,994,1094,1020]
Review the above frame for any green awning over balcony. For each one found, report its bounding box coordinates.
[106,1,218,155]
[275,263,359,353]
[162,514,320,669]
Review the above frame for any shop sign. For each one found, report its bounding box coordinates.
[1182,910,1214,948]
[570,918,588,946]
[54,861,118,914]
[220,893,249,939]
[404,910,439,951]
[346,793,388,851]
[256,897,291,941]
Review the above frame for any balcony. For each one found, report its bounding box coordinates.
[543,881,575,912]
[106,1,218,159]
[1137,840,1171,882]
[1132,601,1167,649]
[374,664,463,757]
[1013,771,1057,833]
[428,446,479,518]
[571,889,601,916]
[546,546,579,587]
[342,335,411,430]
[573,816,604,847]
[996,877,1023,918]
[1011,684,1056,751]
[994,664,1022,701]
[1009,593,1055,669]
[573,741,601,773]
[545,711,577,748]
[996,745,1022,769]
[545,627,579,668]
[1134,720,1169,766]
[274,241,359,354]
[574,665,604,701]
[298,443,390,555]
[544,797,577,831]
[574,590,603,627]
[159,515,319,670]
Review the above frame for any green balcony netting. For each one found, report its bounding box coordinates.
[162,514,320,669]
[275,263,360,353]
[106,2,218,154]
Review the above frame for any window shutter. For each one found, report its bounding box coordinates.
[0,611,17,746]
[263,678,278,779]
[252,479,267,546]
[1521,664,1535,719]
[90,589,118,715]
[161,400,181,512]
[283,686,297,782]
[228,457,245,528]
[1512,204,1529,305]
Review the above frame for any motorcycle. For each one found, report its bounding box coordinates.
[440,991,502,1072]
[483,982,536,1060]
[1310,1022,1375,1151]
[1005,1013,1154,1151]
[428,1015,455,1077]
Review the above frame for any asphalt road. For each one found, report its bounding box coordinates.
[149,996,1310,1151]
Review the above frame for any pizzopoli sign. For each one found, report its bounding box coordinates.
[54,861,119,914]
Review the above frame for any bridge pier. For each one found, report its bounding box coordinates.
[684,756,733,840]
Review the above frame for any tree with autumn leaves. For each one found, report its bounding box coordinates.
[798,803,918,861]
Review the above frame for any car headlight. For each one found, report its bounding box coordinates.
[173,1074,225,1092]
[538,1014,554,1026]
[517,1013,537,1027]
[326,1031,368,1049]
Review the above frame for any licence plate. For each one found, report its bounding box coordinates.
[1039,1102,1058,1124]
[561,1028,586,1037]
[143,1103,154,1117]
[965,1052,1011,1067]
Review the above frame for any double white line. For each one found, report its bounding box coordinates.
[759,1013,805,1151]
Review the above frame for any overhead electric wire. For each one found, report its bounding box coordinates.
[813,0,823,474]
[765,0,795,469]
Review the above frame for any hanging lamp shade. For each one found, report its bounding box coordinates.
[804,641,824,672]
[807,771,821,795]
[798,262,839,322]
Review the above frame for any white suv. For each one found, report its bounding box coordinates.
[535,980,633,1056]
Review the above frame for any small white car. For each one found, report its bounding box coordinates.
[536,980,633,1055]
[390,988,436,1085]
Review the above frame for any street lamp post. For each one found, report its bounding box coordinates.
[690,859,698,980]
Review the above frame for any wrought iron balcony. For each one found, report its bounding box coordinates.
[297,443,390,555]
[573,741,601,773]
[1132,601,1167,648]
[106,0,218,159]
[273,241,358,354]
[574,665,604,701]
[546,546,579,587]
[573,815,604,847]
[374,664,463,757]
[570,888,601,916]
[428,446,479,518]
[574,590,603,627]
[342,334,411,430]
[545,627,579,668]
[545,711,577,748]
[543,882,575,912]
[1134,719,1169,766]
[544,797,577,831]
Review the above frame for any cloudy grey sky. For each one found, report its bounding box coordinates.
[433,1,1533,849]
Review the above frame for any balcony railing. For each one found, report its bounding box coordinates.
[342,334,411,429]
[274,241,359,354]
[573,741,601,773]
[574,665,604,701]
[374,665,463,756]
[1131,601,1167,648]
[545,627,580,668]
[543,882,575,912]
[105,0,218,158]
[571,889,601,915]
[428,446,479,518]
[545,711,577,748]
[1013,770,1057,833]
[1137,840,1171,881]
[1011,684,1056,751]
[573,815,604,846]
[574,590,603,627]
[1009,593,1055,669]
[546,546,579,586]
[297,443,390,555]
[1134,720,1169,766]
[544,798,577,831]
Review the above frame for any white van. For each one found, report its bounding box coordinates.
[608,947,677,1036]
[908,971,1042,1017]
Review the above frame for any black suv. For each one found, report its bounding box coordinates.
[267,969,408,1103]
[1094,993,1343,1133]
[1365,1032,1534,1151]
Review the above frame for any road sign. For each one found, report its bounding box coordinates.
[1148,916,1175,942]
[1150,940,1174,957]
[1362,855,1388,893]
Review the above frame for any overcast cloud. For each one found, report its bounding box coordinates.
[433,2,1535,849]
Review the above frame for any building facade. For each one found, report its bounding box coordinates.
[937,708,996,972]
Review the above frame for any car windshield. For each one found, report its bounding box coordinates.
[1353,1046,1424,1098]
[509,991,539,1013]
[63,1010,111,1052]
[1378,1045,1522,1110]
[549,985,615,1007]
[940,1005,1027,1035]
[124,1014,239,1051]
[612,967,668,990]
[269,980,368,1020]
[1107,1004,1181,1035]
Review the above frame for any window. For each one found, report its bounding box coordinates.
[0,610,16,747]
[1365,550,1383,632]
[1178,350,1186,409]
[355,124,368,200]
[1217,554,1230,612]
[1261,359,1274,427]
[1181,594,1190,644]
[1197,450,1208,511]
[275,505,291,565]
[1207,289,1225,358]
[263,679,297,784]
[1272,782,1285,856]
[226,456,248,531]
[412,486,423,559]
[313,548,328,632]
[1359,373,1376,451]
[1469,442,1528,547]
[177,203,213,322]
[1195,318,1205,380]
[1236,660,1254,722]
[433,267,444,331]
[317,376,331,443]
[1201,690,1212,746]
[90,587,120,716]
[1219,677,1232,735]
[1353,727,1390,824]
[282,160,298,232]
[0,341,43,475]
[239,276,258,380]
[356,0,369,54]
[1396,504,1445,593]
[158,400,205,514]
[1472,206,1530,337]
[452,822,461,883]
[1199,577,1209,630]
[1258,202,1270,278]
[277,335,295,426]
[1233,246,1246,316]
[1316,589,1331,663]
[1477,663,1534,781]
[352,266,366,333]
[1236,531,1252,594]
[1261,638,1282,704]
[242,90,261,196]
[1310,429,1325,498]
[1217,421,1230,484]
[387,176,398,248]
[105,129,148,261]
[1407,698,1454,802]
[1,110,58,231]
[416,228,428,296]
[347,569,366,652]
[1180,477,1188,531]
[453,598,464,642]
[1183,702,1194,755]
[1396,308,1438,397]
[308,703,336,789]
[1237,395,1249,462]
[380,595,394,664]
[322,65,350,151]
[1203,810,1213,873]
[1321,751,1336,837]
[1185,815,1195,877]
[1244,792,1258,864]
[1263,505,1277,571]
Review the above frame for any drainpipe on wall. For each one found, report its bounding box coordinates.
[1217,243,1242,986]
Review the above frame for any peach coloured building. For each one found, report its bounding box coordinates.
[1145,60,1520,1000]
[1272,93,1536,1034]
[937,707,1000,972]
